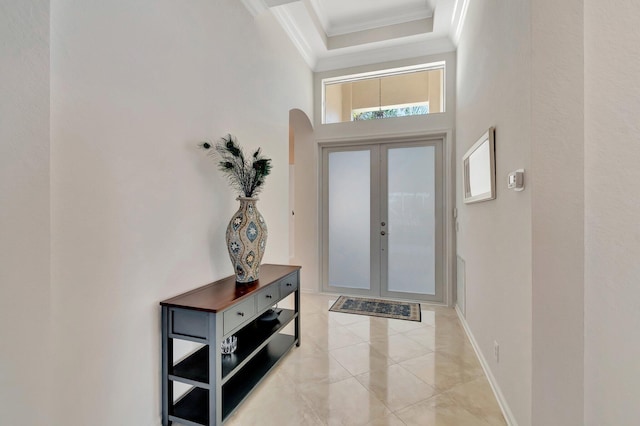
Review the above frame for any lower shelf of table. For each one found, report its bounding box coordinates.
[169,333,296,425]
[172,387,208,425]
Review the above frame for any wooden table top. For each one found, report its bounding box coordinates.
[160,264,301,313]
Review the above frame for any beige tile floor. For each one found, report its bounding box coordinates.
[190,292,507,426]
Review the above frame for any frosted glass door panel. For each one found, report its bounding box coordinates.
[387,146,435,295]
[328,150,371,289]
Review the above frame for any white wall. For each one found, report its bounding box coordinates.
[459,1,590,424]
[49,0,312,424]
[584,1,640,424]
[456,0,532,424]
[531,1,584,424]
[0,1,52,424]
[290,109,318,291]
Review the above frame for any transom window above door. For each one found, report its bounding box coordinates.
[322,62,445,124]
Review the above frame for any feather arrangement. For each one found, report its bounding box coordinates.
[199,134,272,198]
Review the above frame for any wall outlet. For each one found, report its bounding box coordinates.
[494,341,500,363]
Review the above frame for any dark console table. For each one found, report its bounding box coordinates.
[160,264,301,425]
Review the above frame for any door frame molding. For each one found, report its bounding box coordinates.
[317,129,454,306]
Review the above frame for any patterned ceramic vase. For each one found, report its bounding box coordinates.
[225,197,267,283]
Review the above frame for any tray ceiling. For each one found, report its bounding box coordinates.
[242,0,469,71]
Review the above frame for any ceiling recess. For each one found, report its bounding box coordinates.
[242,0,469,71]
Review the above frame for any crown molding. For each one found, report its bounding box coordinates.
[328,8,433,36]
[243,0,460,72]
[450,0,470,44]
[328,18,433,50]
[242,0,301,16]
[305,0,329,29]
[315,37,455,72]
[271,7,318,69]
[241,0,269,17]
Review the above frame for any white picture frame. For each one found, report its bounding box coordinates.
[463,127,496,204]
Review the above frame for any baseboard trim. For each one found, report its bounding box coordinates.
[455,305,518,426]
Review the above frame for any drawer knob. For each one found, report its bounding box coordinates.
[266,294,273,299]
[286,283,293,287]
[237,311,244,317]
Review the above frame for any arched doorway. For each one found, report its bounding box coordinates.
[288,109,317,291]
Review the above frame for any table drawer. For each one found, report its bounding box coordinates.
[170,308,208,340]
[223,296,256,335]
[279,272,298,298]
[257,286,280,312]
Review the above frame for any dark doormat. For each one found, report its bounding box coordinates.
[329,296,421,322]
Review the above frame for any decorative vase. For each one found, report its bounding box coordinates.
[226,197,268,284]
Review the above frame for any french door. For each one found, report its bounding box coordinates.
[321,139,444,302]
